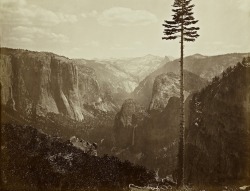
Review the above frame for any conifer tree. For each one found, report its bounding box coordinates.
[162,0,200,186]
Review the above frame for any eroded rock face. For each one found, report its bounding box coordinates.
[148,72,207,111]
[186,63,250,184]
[70,136,97,156]
[113,99,146,148]
[0,48,110,121]
[149,73,180,111]
[49,56,83,121]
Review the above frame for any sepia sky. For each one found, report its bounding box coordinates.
[0,0,250,59]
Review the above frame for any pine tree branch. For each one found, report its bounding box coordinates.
[186,4,195,9]
[185,0,192,6]
[184,37,195,41]
[162,36,178,40]
[184,26,199,30]
[185,33,199,38]
[184,31,198,35]
[173,8,183,13]
[183,20,199,25]
[186,12,194,16]
[184,16,195,21]
[164,20,178,25]
[162,23,180,28]
[184,29,199,33]
[164,29,181,35]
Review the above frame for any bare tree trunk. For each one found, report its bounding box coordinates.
[178,1,185,187]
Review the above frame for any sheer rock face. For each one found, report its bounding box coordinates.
[148,71,207,111]
[149,73,180,111]
[186,64,250,184]
[113,99,145,148]
[0,48,111,121]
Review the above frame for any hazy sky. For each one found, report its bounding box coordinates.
[1,0,250,59]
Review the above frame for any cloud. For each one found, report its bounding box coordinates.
[0,0,26,6]
[205,41,223,46]
[6,37,33,45]
[81,10,98,19]
[134,41,143,46]
[0,0,74,49]
[81,13,87,18]
[15,26,69,43]
[89,10,98,17]
[97,7,158,26]
[3,26,69,46]
[0,0,77,27]
[227,0,250,14]
[84,41,100,47]
[235,0,250,12]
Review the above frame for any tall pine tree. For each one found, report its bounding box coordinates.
[162,0,199,187]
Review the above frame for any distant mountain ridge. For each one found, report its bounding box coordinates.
[133,53,249,107]
[77,54,169,94]
[75,55,170,108]
[1,47,248,122]
[157,53,249,80]
[96,54,169,82]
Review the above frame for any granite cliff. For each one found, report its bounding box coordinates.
[134,71,207,109]
[0,48,115,121]
[113,99,146,149]
[148,71,207,111]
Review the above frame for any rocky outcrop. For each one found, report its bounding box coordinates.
[148,71,207,111]
[0,48,114,121]
[70,136,97,156]
[186,60,250,184]
[149,73,181,111]
[113,99,146,148]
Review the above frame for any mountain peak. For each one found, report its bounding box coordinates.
[144,54,158,58]
[190,53,207,59]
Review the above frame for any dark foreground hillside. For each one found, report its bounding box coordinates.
[186,59,250,185]
[1,123,155,191]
